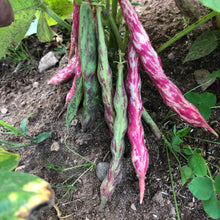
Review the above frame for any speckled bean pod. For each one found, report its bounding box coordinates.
[97,7,115,137]
[119,0,217,136]
[126,42,149,204]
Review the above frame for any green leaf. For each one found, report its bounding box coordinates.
[172,136,183,152]
[0,0,40,58]
[183,145,193,155]
[202,194,220,219]
[183,31,217,63]
[0,120,26,138]
[0,149,20,171]
[0,171,54,219]
[42,0,73,26]
[207,70,220,79]
[66,77,83,132]
[35,132,51,144]
[198,0,220,12]
[74,0,82,6]
[188,153,207,177]
[20,113,34,135]
[215,174,220,195]
[180,165,193,185]
[176,127,190,137]
[37,11,56,42]
[188,177,214,200]
[185,92,216,120]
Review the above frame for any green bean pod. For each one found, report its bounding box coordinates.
[97,7,115,137]
[78,2,99,131]
[99,57,128,210]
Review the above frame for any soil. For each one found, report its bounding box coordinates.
[0,0,219,219]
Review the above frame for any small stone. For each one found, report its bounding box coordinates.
[168,52,175,61]
[1,107,8,115]
[194,69,216,91]
[50,142,60,151]
[85,217,90,220]
[95,162,109,181]
[71,119,78,126]
[38,51,58,73]
[131,203,137,211]
[188,202,194,207]
[33,82,39,88]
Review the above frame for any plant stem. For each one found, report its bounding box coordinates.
[166,145,181,220]
[142,107,162,139]
[184,80,213,95]
[185,136,220,145]
[39,3,72,30]
[112,0,118,20]
[103,10,124,52]
[157,11,217,53]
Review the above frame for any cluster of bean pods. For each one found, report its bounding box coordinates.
[48,0,217,209]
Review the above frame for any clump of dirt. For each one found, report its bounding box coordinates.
[0,0,219,219]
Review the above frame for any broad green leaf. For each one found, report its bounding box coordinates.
[172,136,183,153]
[0,0,40,58]
[20,113,34,135]
[66,77,83,132]
[42,0,73,26]
[215,174,220,195]
[202,194,220,219]
[198,0,220,12]
[183,31,217,63]
[183,145,193,155]
[37,11,56,42]
[185,92,216,120]
[188,153,207,177]
[0,149,19,171]
[188,177,214,200]
[0,120,26,138]
[180,165,193,185]
[35,132,51,144]
[207,70,220,79]
[176,127,190,137]
[0,171,54,219]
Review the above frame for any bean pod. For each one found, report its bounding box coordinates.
[126,42,149,204]
[78,2,100,131]
[97,7,115,137]
[100,59,127,210]
[118,0,217,136]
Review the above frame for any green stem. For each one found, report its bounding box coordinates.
[185,136,220,145]
[111,0,118,20]
[142,107,162,139]
[166,145,181,220]
[103,10,124,52]
[157,11,217,53]
[39,3,72,30]
[163,135,181,167]
[123,25,130,51]
[184,79,213,96]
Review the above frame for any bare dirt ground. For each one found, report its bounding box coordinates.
[0,0,219,219]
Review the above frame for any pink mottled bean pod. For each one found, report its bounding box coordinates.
[126,42,149,204]
[68,1,80,62]
[65,75,77,104]
[119,0,217,136]
[48,55,77,85]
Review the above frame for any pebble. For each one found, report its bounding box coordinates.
[38,51,58,73]
[193,69,216,91]
[95,162,109,181]
[50,142,60,151]
[131,203,137,211]
[33,82,39,88]
[168,52,175,61]
[1,107,8,115]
